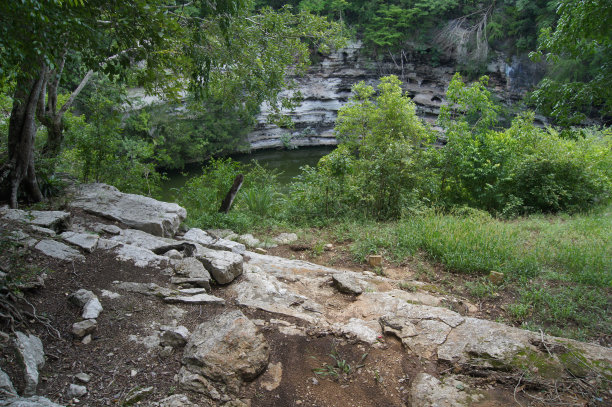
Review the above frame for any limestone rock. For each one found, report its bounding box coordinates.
[75,373,91,384]
[14,332,45,397]
[67,383,87,398]
[123,386,154,405]
[111,229,179,252]
[72,319,97,338]
[237,234,259,248]
[96,238,121,250]
[160,326,190,348]
[183,228,246,254]
[153,394,204,407]
[1,208,71,232]
[163,293,225,305]
[29,226,56,237]
[60,231,99,253]
[0,395,64,406]
[273,233,298,244]
[332,273,363,295]
[410,373,483,406]
[34,239,85,262]
[0,368,17,397]
[181,310,269,396]
[172,257,212,290]
[82,297,103,319]
[195,247,243,285]
[165,249,183,260]
[114,244,169,268]
[68,289,96,307]
[70,183,186,237]
[93,223,122,235]
[114,281,174,297]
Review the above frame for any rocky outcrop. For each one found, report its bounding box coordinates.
[248,42,545,150]
[70,183,186,237]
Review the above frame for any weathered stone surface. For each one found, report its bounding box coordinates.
[164,293,225,305]
[34,240,85,262]
[334,318,379,344]
[123,386,154,405]
[194,247,243,285]
[173,257,212,290]
[0,368,17,397]
[96,238,121,250]
[60,231,99,253]
[160,326,190,348]
[29,226,56,237]
[72,319,97,338]
[114,244,169,268]
[75,373,91,384]
[93,223,122,235]
[232,266,323,323]
[152,394,204,407]
[14,332,45,397]
[164,249,183,260]
[273,233,298,245]
[237,234,259,248]
[181,310,269,396]
[70,183,186,237]
[68,289,95,307]
[114,282,174,297]
[0,396,64,407]
[332,273,363,295]
[183,228,245,254]
[67,383,87,398]
[410,373,484,407]
[111,229,179,252]
[82,297,103,319]
[1,208,71,232]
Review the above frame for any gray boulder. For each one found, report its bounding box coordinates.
[180,310,269,396]
[182,228,245,254]
[410,373,484,406]
[332,273,363,295]
[159,326,190,348]
[172,257,212,290]
[114,244,169,268]
[194,247,243,285]
[0,368,17,397]
[14,332,45,397]
[34,240,85,262]
[70,183,186,237]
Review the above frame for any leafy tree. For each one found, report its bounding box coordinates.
[0,0,344,207]
[530,0,612,126]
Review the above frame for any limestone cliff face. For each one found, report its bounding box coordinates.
[247,42,543,150]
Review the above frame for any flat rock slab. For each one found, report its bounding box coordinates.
[172,257,212,290]
[70,183,186,237]
[34,239,85,262]
[60,231,99,253]
[183,228,246,254]
[180,310,269,397]
[164,293,225,305]
[14,332,45,397]
[110,229,180,252]
[1,208,71,232]
[114,244,169,268]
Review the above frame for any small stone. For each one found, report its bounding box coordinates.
[123,386,154,405]
[367,255,383,268]
[160,346,174,358]
[131,369,138,377]
[68,289,96,307]
[238,234,260,247]
[82,297,103,319]
[274,233,298,245]
[67,383,87,398]
[332,273,363,295]
[72,319,97,338]
[75,373,91,383]
[160,326,190,348]
[81,334,92,345]
[100,290,121,299]
[254,248,267,255]
[488,271,504,285]
[324,243,333,251]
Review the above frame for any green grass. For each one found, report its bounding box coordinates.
[327,205,611,340]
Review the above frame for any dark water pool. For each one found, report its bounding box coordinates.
[159,146,335,201]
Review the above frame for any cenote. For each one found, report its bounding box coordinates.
[159,146,335,201]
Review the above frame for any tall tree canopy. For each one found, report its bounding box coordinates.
[0,0,344,207]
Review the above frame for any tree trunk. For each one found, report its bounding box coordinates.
[0,73,45,208]
[219,174,244,214]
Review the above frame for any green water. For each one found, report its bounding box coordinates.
[159,146,335,201]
